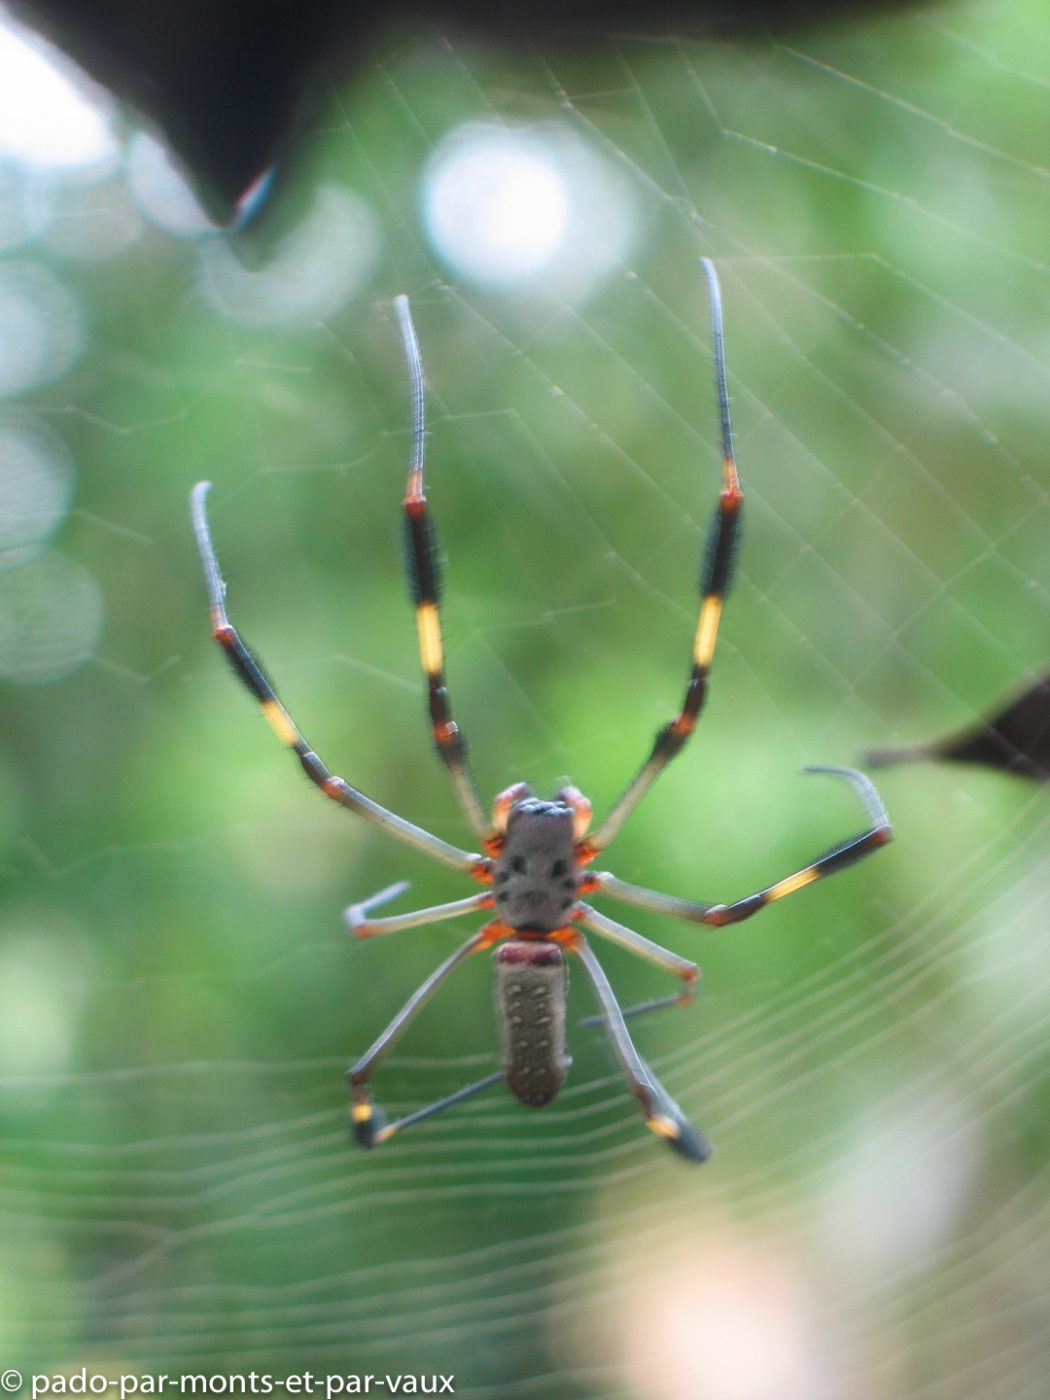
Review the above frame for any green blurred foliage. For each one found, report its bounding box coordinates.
[2,0,1050,1394]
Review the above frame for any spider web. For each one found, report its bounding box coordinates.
[3,1,1050,1396]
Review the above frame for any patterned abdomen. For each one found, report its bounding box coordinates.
[496,940,571,1107]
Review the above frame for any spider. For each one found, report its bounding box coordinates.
[190,261,892,1162]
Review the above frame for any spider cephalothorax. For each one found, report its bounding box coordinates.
[191,263,891,1163]
[490,790,582,934]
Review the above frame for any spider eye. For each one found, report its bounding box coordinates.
[510,855,527,875]
[549,859,569,878]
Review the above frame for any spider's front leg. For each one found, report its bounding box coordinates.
[593,766,892,929]
[588,258,742,853]
[190,482,483,876]
[395,296,489,844]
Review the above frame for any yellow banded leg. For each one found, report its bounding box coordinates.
[593,768,891,930]
[416,601,443,676]
[395,296,489,841]
[190,481,479,873]
[693,595,724,670]
[764,866,820,902]
[589,262,744,853]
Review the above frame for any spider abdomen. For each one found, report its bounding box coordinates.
[496,940,571,1107]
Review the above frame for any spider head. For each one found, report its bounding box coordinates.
[492,794,580,934]
[508,794,574,827]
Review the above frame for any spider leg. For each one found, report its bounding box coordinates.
[589,259,741,851]
[570,933,710,1162]
[593,766,892,928]
[368,1069,505,1147]
[579,992,689,1029]
[574,904,698,1028]
[348,923,501,1147]
[576,904,698,994]
[345,882,494,937]
[395,296,489,842]
[190,482,482,876]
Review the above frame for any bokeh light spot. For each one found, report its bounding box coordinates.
[423,122,637,298]
[200,184,381,327]
[425,126,568,285]
[0,262,84,398]
[126,131,217,237]
[0,550,104,684]
[44,177,144,261]
[0,917,89,1082]
[0,5,118,172]
[0,166,51,252]
[0,417,73,551]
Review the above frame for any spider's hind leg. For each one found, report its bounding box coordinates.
[348,923,502,1146]
[571,933,710,1163]
[358,1069,505,1148]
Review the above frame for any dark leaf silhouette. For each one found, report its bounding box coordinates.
[866,669,1050,781]
[14,0,930,224]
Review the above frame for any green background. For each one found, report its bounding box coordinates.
[2,1,1049,1394]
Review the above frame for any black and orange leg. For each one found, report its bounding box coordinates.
[589,259,741,852]
[571,933,710,1162]
[594,766,892,928]
[348,923,504,1147]
[395,295,489,842]
[190,481,482,874]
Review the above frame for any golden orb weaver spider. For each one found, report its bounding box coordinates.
[190,260,892,1162]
